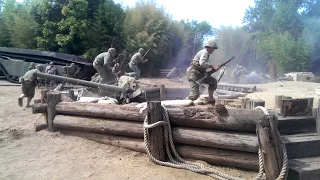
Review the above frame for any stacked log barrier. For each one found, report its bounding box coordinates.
[34,95,294,178]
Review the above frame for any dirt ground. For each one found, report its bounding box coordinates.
[0,80,258,180]
[1,79,320,180]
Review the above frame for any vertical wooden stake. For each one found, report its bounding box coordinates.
[47,92,61,132]
[147,101,165,161]
[159,84,165,101]
[317,99,320,133]
[256,116,284,180]
[275,95,283,109]
[41,89,49,103]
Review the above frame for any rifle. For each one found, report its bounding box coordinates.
[142,48,151,59]
[196,56,235,85]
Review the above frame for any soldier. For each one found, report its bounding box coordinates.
[46,62,57,75]
[186,40,220,104]
[125,48,148,80]
[28,62,36,70]
[63,63,79,78]
[45,62,57,87]
[231,65,248,83]
[18,64,44,108]
[93,48,116,84]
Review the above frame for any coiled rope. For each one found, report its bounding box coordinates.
[141,105,288,180]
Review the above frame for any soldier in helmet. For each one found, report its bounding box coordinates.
[126,48,148,80]
[18,64,44,108]
[28,62,36,70]
[93,48,117,84]
[186,39,220,104]
[231,65,248,84]
[63,63,79,78]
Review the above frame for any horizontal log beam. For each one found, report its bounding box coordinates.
[60,130,259,170]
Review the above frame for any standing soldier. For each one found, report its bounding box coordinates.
[186,40,220,104]
[45,62,57,87]
[126,48,148,80]
[28,62,36,70]
[63,63,79,78]
[93,48,116,84]
[18,64,44,108]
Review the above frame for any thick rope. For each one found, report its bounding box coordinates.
[141,105,288,180]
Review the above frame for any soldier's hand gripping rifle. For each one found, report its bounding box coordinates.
[196,56,235,85]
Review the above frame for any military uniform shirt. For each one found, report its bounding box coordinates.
[130,53,143,65]
[94,52,112,67]
[192,49,214,69]
[21,69,39,81]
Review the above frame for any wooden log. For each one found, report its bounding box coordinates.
[53,114,320,160]
[159,85,165,101]
[53,115,259,152]
[33,99,42,104]
[55,102,265,133]
[256,116,284,180]
[47,92,61,132]
[147,101,165,160]
[32,103,48,114]
[60,130,259,171]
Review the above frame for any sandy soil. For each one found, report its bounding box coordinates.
[0,80,258,180]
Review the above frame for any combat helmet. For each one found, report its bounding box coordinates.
[204,40,218,49]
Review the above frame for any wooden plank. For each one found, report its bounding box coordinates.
[256,116,281,180]
[147,101,165,161]
[281,98,313,116]
[288,156,320,180]
[159,85,165,101]
[283,133,320,159]
[275,95,283,109]
[278,115,316,135]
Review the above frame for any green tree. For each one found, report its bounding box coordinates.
[83,0,126,60]
[55,0,89,55]
[123,0,172,76]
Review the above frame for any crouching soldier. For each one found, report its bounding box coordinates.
[93,48,116,84]
[18,64,44,108]
[63,63,79,78]
[187,40,220,104]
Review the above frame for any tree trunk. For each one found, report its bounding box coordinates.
[60,130,259,171]
[55,102,265,133]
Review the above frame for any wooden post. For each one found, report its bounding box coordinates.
[159,84,165,101]
[239,97,249,109]
[147,101,165,161]
[317,99,320,134]
[275,95,283,109]
[256,115,285,180]
[41,89,49,103]
[47,92,61,132]
[246,100,252,109]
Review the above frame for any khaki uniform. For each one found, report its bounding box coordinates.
[64,65,79,78]
[187,49,217,100]
[93,52,113,83]
[231,65,247,83]
[127,52,143,80]
[20,69,39,98]
[28,63,36,70]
